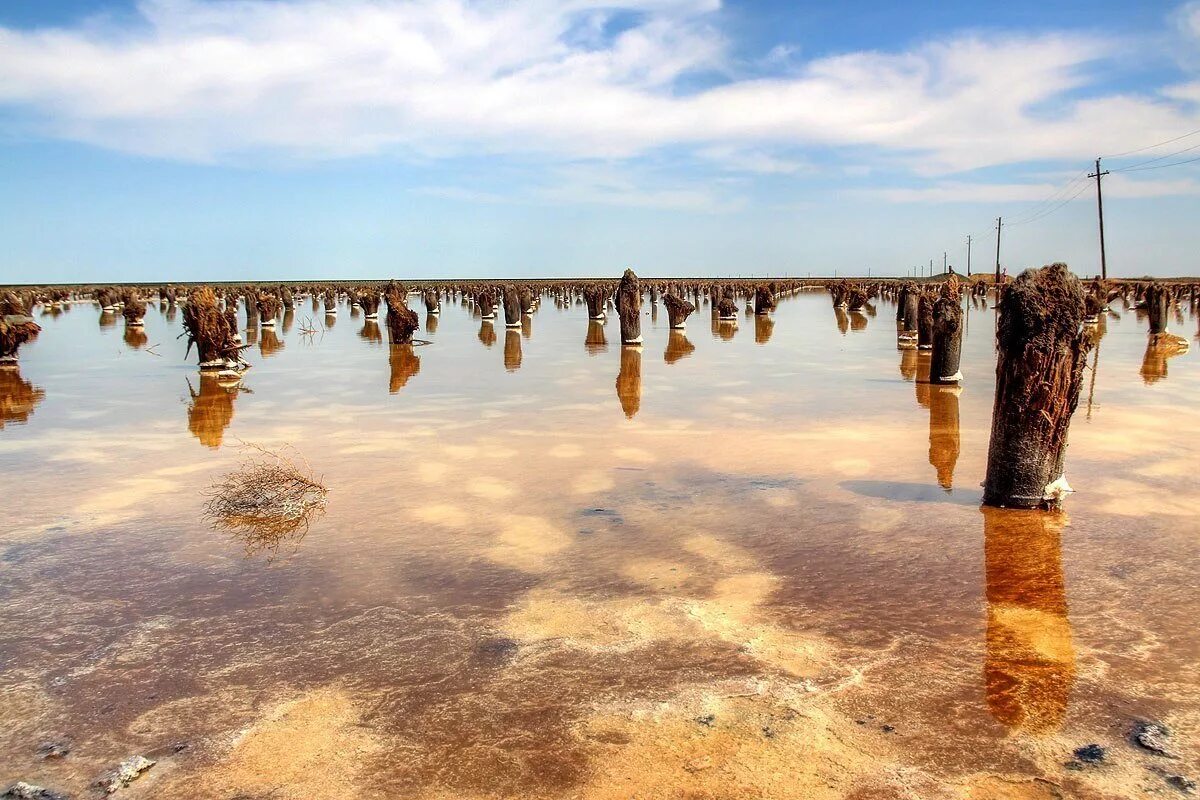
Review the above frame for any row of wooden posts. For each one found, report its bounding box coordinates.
[7,267,1197,514]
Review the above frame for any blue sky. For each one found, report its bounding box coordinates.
[1,0,1198,282]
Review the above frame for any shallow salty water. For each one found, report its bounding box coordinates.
[2,290,1199,799]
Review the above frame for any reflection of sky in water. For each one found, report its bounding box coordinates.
[1,292,1199,799]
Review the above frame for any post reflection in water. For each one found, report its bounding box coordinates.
[521,315,533,339]
[834,307,849,335]
[186,374,243,449]
[503,329,522,372]
[914,351,935,408]
[388,344,421,394]
[982,507,1075,734]
[664,330,695,364]
[477,319,496,348]
[359,320,383,345]
[585,319,607,355]
[899,346,918,381]
[849,310,868,331]
[0,367,46,430]
[754,314,775,344]
[1140,335,1190,385]
[928,385,960,490]
[425,313,439,335]
[99,309,117,330]
[123,324,148,350]
[256,326,282,357]
[713,319,737,341]
[616,345,642,419]
[281,307,294,335]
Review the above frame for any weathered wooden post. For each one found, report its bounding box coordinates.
[257,294,281,327]
[183,287,248,375]
[476,290,496,320]
[754,285,776,315]
[983,264,1091,509]
[899,285,919,345]
[503,286,522,328]
[384,282,419,344]
[423,289,440,316]
[663,293,695,329]
[0,294,40,366]
[917,292,934,349]
[359,291,380,319]
[715,289,738,320]
[323,288,338,316]
[585,286,609,320]
[929,293,964,384]
[616,268,643,344]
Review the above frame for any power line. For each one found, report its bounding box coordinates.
[1002,171,1091,226]
[1111,140,1200,172]
[1114,153,1200,173]
[1100,126,1200,159]
[1004,181,1091,227]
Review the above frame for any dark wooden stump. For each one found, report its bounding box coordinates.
[663,293,695,328]
[929,295,963,383]
[983,264,1091,510]
[917,292,934,349]
[617,269,643,344]
[754,285,776,315]
[503,286,522,327]
[384,283,419,344]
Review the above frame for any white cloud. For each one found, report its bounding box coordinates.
[0,0,1197,174]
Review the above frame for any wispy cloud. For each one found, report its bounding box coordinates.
[863,174,1200,204]
[0,0,1197,177]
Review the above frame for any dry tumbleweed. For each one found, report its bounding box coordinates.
[203,442,328,560]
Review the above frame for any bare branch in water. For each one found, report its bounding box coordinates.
[203,442,328,561]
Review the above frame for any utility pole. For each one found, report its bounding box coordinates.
[1089,157,1110,280]
[994,217,1002,285]
[967,235,972,276]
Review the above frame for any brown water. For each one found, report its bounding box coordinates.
[2,292,1198,799]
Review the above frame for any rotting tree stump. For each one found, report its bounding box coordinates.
[663,293,695,329]
[929,295,964,384]
[983,263,1092,510]
[617,269,643,344]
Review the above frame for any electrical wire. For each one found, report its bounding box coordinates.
[1100,126,1200,159]
[1110,141,1200,172]
[1115,153,1200,173]
[1005,181,1091,227]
